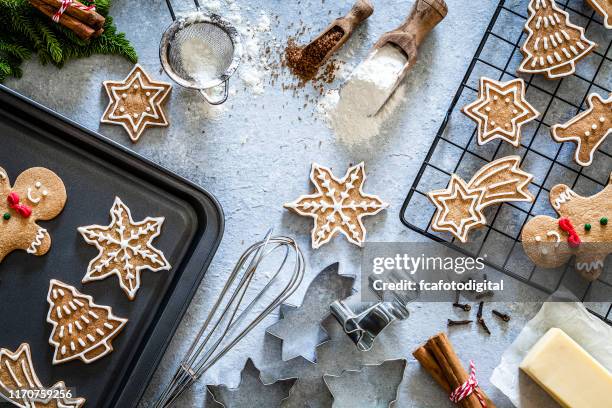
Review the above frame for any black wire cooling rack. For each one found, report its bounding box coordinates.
[400,0,611,323]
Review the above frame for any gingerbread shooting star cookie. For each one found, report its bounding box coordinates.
[428,156,534,242]
[78,196,171,300]
[587,0,611,29]
[522,174,612,281]
[47,279,128,364]
[101,64,172,143]
[463,77,539,147]
[284,162,388,248]
[519,0,597,79]
[0,166,66,263]
[551,93,611,166]
[0,343,85,407]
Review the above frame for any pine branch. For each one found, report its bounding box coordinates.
[0,0,137,82]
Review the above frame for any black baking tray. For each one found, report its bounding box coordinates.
[0,85,223,407]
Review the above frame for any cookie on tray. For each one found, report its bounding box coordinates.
[0,166,66,263]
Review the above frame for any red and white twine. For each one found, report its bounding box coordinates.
[449,360,487,407]
[52,0,96,23]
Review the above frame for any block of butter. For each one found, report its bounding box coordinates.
[519,327,612,408]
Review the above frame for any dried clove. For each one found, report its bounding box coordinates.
[477,301,491,334]
[452,302,472,312]
[492,309,511,322]
[447,319,472,326]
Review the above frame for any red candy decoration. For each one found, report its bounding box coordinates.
[7,192,32,218]
[558,217,581,248]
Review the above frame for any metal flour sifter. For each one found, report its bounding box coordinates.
[160,1,242,105]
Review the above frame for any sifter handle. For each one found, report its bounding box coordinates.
[199,79,229,105]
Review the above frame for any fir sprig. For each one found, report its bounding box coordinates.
[0,0,137,81]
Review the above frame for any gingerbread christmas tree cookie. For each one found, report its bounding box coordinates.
[462,77,539,147]
[47,279,127,364]
[551,92,611,166]
[522,174,612,281]
[284,162,388,248]
[587,0,611,29]
[101,64,172,143]
[78,196,171,300]
[428,156,534,242]
[0,166,66,263]
[0,343,85,407]
[519,0,597,79]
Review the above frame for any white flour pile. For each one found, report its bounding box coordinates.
[179,37,224,84]
[319,45,408,146]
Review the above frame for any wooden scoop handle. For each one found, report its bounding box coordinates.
[341,0,374,29]
[374,0,447,63]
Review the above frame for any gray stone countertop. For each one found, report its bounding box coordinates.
[7,0,601,406]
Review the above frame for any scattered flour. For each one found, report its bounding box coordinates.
[319,45,408,146]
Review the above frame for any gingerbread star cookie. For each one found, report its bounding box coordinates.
[428,156,534,242]
[522,174,612,281]
[551,93,611,166]
[463,77,539,147]
[101,64,172,143]
[519,0,597,79]
[284,162,388,248]
[0,343,85,407]
[0,167,66,263]
[47,279,128,364]
[587,0,611,29]
[78,196,171,300]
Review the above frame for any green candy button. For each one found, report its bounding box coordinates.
[585,223,591,231]
[3,213,10,220]
[601,217,608,225]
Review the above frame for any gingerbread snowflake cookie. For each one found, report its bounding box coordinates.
[428,156,534,242]
[463,77,539,146]
[519,0,597,79]
[587,0,611,29]
[284,162,388,248]
[47,279,128,364]
[78,196,171,300]
[522,175,612,281]
[551,92,611,166]
[101,64,172,143]
[0,166,66,263]
[0,343,85,407]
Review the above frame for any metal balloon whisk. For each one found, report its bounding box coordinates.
[154,230,305,407]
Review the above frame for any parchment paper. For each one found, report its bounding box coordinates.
[490,297,612,407]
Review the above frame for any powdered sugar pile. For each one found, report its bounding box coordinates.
[319,45,408,145]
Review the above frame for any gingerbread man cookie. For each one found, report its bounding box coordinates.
[428,156,534,242]
[521,174,612,281]
[587,0,611,29]
[78,196,171,299]
[551,93,611,166]
[0,167,67,263]
[519,0,597,79]
[47,279,128,364]
[284,162,388,248]
[462,77,539,147]
[101,64,172,143]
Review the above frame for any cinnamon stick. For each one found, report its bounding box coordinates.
[38,0,105,30]
[29,0,95,40]
[413,332,496,408]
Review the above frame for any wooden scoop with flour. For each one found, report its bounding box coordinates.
[360,0,448,116]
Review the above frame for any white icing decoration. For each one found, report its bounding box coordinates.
[26,227,47,254]
[552,188,577,210]
[0,344,44,397]
[576,260,604,272]
[27,187,41,204]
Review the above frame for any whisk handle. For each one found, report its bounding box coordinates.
[199,79,229,105]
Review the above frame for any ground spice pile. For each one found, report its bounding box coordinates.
[285,26,344,83]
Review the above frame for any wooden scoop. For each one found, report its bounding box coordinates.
[366,0,448,116]
[302,0,374,66]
